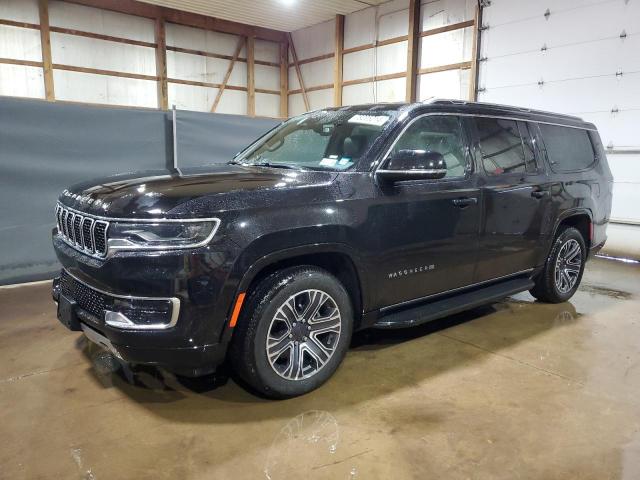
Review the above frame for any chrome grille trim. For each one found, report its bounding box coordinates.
[56,203,109,259]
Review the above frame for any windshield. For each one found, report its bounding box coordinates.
[235,110,397,171]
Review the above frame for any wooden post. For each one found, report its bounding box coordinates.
[288,33,309,111]
[405,0,420,103]
[246,35,255,117]
[155,16,168,110]
[279,41,288,118]
[469,4,481,101]
[38,0,55,101]
[333,14,344,107]
[211,36,245,112]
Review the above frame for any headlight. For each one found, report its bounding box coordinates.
[107,220,220,252]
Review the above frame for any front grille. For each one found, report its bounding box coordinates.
[60,270,107,320]
[55,204,109,258]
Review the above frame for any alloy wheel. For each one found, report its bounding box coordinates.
[554,238,582,294]
[266,289,342,381]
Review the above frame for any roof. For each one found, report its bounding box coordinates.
[420,98,584,122]
[319,99,592,129]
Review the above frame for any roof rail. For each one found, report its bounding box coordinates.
[420,98,582,121]
[421,97,467,105]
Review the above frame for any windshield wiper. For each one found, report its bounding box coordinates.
[244,161,303,170]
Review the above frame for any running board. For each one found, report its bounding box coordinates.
[373,277,534,329]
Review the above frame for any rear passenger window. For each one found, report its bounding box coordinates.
[539,124,596,172]
[474,118,527,175]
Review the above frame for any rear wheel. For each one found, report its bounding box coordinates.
[530,226,586,303]
[229,266,353,398]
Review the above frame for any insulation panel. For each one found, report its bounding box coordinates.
[254,64,280,91]
[418,68,470,101]
[53,70,157,108]
[0,25,42,62]
[50,32,157,76]
[421,0,475,30]
[48,1,155,43]
[0,0,40,24]
[167,50,247,87]
[255,92,280,118]
[165,23,245,58]
[0,63,44,98]
[419,26,473,69]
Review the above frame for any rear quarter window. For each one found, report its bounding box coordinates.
[539,124,596,172]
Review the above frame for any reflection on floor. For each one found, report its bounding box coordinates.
[1,257,639,480]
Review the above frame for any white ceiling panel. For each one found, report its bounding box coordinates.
[139,0,390,32]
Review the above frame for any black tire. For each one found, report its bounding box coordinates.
[530,226,586,303]
[229,266,353,399]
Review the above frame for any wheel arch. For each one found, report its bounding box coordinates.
[221,243,368,343]
[554,208,593,250]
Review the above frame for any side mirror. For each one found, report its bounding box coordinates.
[377,150,447,183]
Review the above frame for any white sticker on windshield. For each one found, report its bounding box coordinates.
[319,157,338,166]
[348,114,390,127]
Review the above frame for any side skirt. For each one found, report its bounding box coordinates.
[372,275,534,329]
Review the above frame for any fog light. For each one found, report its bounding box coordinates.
[104,311,136,328]
[104,297,179,330]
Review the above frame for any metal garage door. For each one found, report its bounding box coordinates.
[477,0,640,225]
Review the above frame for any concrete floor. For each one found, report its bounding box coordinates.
[1,257,639,480]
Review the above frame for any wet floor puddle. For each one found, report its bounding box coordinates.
[579,284,633,300]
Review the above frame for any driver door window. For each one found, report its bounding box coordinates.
[390,115,469,178]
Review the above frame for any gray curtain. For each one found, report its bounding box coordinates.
[0,97,279,285]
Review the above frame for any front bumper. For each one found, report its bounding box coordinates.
[53,271,228,377]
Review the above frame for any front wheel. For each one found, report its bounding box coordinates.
[530,226,586,303]
[229,266,353,399]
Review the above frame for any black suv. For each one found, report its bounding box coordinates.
[52,100,612,398]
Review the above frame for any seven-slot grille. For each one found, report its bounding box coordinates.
[55,204,109,257]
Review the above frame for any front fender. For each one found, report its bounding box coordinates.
[217,228,371,342]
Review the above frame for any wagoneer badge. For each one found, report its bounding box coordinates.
[388,264,435,279]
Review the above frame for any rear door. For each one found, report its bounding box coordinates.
[469,116,552,282]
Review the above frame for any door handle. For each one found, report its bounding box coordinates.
[531,190,549,199]
[452,197,478,207]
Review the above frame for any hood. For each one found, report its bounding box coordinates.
[59,164,338,219]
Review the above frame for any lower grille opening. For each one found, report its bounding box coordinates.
[60,270,107,320]
[59,270,177,329]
